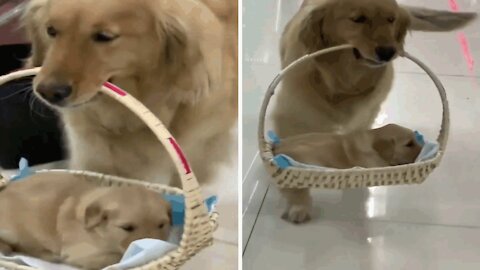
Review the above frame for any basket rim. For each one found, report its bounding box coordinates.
[0,69,217,269]
[257,45,450,177]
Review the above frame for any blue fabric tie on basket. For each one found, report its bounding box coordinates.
[2,159,218,270]
[268,130,439,170]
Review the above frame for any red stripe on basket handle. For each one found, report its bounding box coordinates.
[168,138,192,174]
[104,82,127,96]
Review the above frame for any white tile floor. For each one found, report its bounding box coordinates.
[0,129,238,270]
[243,0,480,269]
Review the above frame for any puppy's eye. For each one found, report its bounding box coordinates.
[92,32,118,43]
[405,140,415,147]
[387,17,396,23]
[120,224,136,232]
[158,223,165,229]
[351,15,367,23]
[46,26,58,37]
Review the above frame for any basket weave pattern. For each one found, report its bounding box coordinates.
[258,45,450,190]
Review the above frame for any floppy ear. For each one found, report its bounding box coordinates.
[154,10,220,104]
[21,0,49,67]
[396,8,411,44]
[83,201,107,230]
[373,138,395,163]
[402,6,477,32]
[298,4,333,52]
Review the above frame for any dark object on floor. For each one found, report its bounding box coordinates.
[0,44,65,169]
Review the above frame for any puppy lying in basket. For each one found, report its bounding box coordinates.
[0,173,172,270]
[273,124,423,169]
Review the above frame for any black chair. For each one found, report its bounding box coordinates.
[0,44,65,169]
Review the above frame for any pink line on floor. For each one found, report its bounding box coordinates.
[448,0,475,73]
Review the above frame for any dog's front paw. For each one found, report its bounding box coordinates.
[282,204,311,224]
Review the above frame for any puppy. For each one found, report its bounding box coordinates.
[274,124,422,169]
[21,0,237,186]
[0,173,171,269]
[274,0,476,223]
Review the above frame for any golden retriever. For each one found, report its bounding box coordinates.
[0,173,171,269]
[274,0,476,223]
[21,0,237,185]
[274,124,422,169]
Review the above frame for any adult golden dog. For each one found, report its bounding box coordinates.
[22,0,237,185]
[274,0,476,223]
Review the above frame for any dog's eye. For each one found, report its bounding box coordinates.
[92,32,118,43]
[387,17,396,23]
[120,224,136,232]
[351,15,367,23]
[405,140,415,147]
[158,223,165,229]
[46,26,58,37]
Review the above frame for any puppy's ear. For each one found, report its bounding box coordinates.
[21,0,49,67]
[373,138,395,164]
[396,8,411,44]
[166,203,173,225]
[83,201,107,230]
[402,6,477,32]
[299,4,333,52]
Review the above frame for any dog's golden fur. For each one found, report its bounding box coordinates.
[274,124,422,169]
[0,173,171,269]
[22,0,237,185]
[275,0,476,223]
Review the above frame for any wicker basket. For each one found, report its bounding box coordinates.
[258,45,450,190]
[0,68,218,270]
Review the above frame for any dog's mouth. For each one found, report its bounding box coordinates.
[353,48,387,68]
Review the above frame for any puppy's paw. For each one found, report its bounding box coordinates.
[282,205,311,224]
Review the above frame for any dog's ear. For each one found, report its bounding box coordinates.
[152,5,222,104]
[166,203,173,225]
[402,6,477,32]
[83,200,109,230]
[298,4,333,52]
[396,8,411,44]
[21,0,49,67]
[373,138,396,164]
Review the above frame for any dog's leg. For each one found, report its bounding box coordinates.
[280,188,312,224]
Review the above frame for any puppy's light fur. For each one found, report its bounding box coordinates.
[275,0,476,223]
[22,0,237,185]
[274,124,422,169]
[0,173,171,270]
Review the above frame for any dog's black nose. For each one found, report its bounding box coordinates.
[375,46,397,62]
[36,83,72,105]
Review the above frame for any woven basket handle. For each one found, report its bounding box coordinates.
[0,68,210,226]
[258,45,450,158]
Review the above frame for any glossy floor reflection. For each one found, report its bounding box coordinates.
[243,0,480,269]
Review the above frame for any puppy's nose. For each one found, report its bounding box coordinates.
[36,83,72,105]
[375,46,397,62]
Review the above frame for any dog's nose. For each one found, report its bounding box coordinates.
[375,46,397,62]
[36,83,72,105]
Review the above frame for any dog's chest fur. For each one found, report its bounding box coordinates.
[273,58,394,137]
[61,79,181,183]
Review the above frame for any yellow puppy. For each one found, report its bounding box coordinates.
[274,124,422,169]
[0,173,171,269]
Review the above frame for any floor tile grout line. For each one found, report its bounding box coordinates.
[321,215,480,230]
[213,238,238,246]
[242,183,270,256]
[242,151,259,184]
